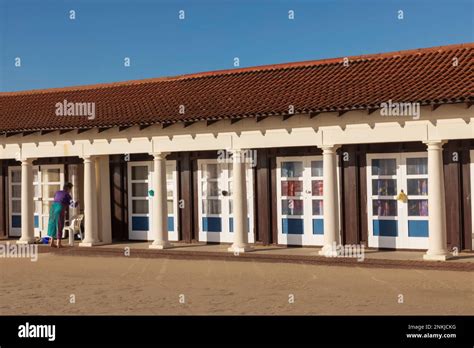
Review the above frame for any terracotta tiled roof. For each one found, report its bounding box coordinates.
[0,43,472,133]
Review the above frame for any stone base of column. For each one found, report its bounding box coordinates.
[318,244,338,257]
[228,244,252,253]
[149,241,172,250]
[423,252,452,261]
[17,238,35,245]
[79,241,104,247]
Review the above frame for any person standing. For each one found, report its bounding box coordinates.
[47,182,77,248]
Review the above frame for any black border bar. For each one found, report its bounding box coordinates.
[0,315,472,346]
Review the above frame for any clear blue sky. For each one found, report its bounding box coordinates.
[1,0,472,92]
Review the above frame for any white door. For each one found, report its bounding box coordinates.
[37,165,65,237]
[197,160,255,243]
[9,165,64,238]
[127,161,178,241]
[277,156,325,246]
[8,167,21,237]
[367,153,429,249]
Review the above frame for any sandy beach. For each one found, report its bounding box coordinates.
[0,254,472,315]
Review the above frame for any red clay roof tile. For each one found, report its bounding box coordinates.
[0,43,472,133]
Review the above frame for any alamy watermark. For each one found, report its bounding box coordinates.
[18,322,55,341]
[217,149,257,168]
[55,99,96,120]
[323,242,365,262]
[0,242,38,262]
[379,100,420,120]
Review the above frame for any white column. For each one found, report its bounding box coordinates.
[69,164,79,217]
[149,152,171,249]
[228,149,252,253]
[17,158,35,244]
[423,141,451,261]
[319,145,340,256]
[79,155,100,247]
[95,156,112,244]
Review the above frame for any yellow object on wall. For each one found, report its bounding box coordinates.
[397,190,408,203]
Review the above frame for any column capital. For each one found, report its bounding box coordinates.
[20,158,34,165]
[81,155,96,162]
[150,152,170,160]
[230,148,247,153]
[424,140,447,150]
[230,148,246,161]
[319,144,341,153]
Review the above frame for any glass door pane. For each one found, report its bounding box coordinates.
[11,169,21,183]
[407,200,428,216]
[372,200,398,216]
[46,168,61,183]
[407,179,428,195]
[372,179,397,196]
[406,158,428,175]
[202,163,221,180]
[372,159,397,175]
[132,166,148,180]
[132,200,149,214]
[202,199,221,214]
[281,161,304,177]
[11,185,21,198]
[132,182,148,197]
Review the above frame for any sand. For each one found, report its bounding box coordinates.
[0,254,472,315]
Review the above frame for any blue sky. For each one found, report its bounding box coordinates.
[1,0,472,91]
